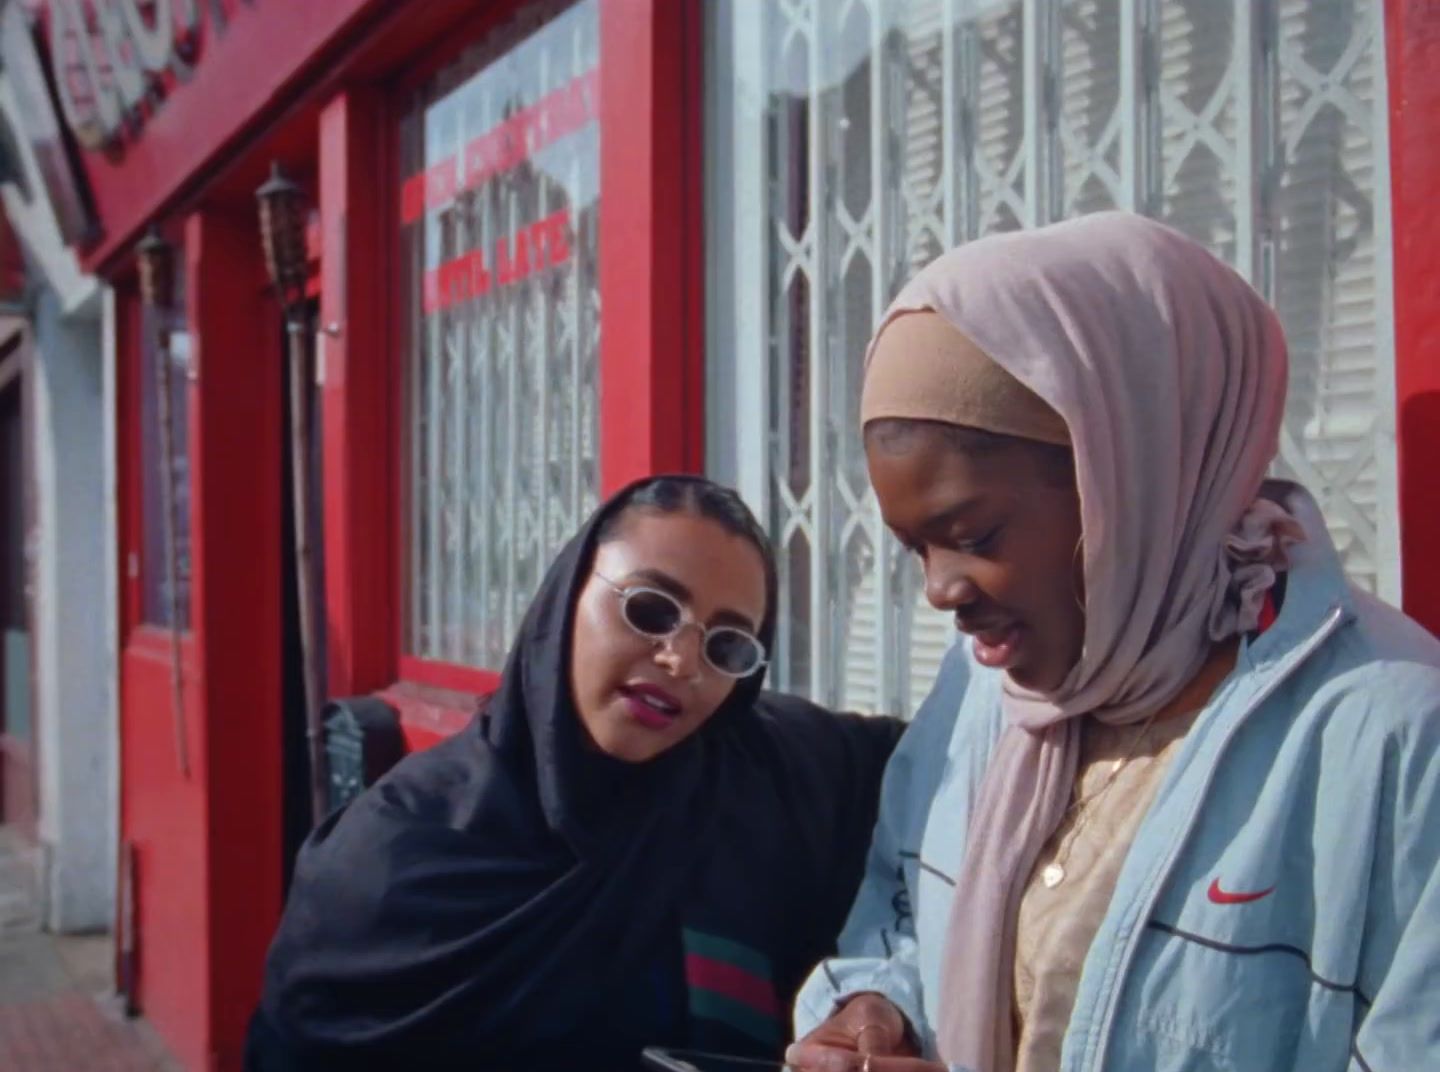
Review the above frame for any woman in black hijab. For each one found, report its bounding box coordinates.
[246,476,904,1071]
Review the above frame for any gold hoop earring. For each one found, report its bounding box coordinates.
[1072,536,1086,614]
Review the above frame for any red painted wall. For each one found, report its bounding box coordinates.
[117,634,207,1065]
[1386,0,1440,636]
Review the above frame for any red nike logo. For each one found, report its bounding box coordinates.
[1208,878,1276,905]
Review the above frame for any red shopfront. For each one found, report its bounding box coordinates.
[35,0,1440,1068]
[48,0,701,1067]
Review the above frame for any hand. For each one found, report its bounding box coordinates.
[786,1058,946,1072]
[786,993,942,1072]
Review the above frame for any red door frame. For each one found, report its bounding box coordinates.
[318,87,394,704]
[1386,0,1440,637]
[318,0,706,748]
[185,209,285,1071]
[597,0,706,493]
[116,272,208,1070]
[116,210,285,1071]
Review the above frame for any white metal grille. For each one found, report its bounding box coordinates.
[707,0,1396,717]
[401,0,600,669]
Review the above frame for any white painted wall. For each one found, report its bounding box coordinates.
[0,43,115,933]
[30,283,111,932]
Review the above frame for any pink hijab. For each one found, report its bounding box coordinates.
[859,213,1302,1071]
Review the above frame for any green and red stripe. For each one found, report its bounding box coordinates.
[683,929,782,1044]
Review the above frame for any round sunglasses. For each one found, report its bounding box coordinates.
[594,573,768,679]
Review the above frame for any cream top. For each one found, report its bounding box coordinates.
[1012,707,1203,1072]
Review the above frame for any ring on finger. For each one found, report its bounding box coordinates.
[852,1020,887,1048]
[855,1022,889,1049]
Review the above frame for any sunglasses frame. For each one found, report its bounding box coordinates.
[594,572,769,679]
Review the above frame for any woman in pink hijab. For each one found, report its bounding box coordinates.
[785,213,1440,1072]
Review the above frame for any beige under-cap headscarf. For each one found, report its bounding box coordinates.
[858,212,1303,1072]
[860,312,1070,446]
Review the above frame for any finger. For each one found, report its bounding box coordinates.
[861,1058,947,1072]
[791,1027,859,1051]
[854,1021,895,1055]
[784,1041,862,1072]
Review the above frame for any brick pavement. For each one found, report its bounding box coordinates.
[0,828,178,1072]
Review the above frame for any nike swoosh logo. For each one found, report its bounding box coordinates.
[1208,878,1276,905]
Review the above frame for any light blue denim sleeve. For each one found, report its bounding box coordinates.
[793,645,975,1047]
[1348,672,1440,1072]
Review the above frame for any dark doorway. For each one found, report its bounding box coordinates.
[0,338,35,835]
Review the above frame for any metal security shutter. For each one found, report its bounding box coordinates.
[1055,0,1124,216]
[1152,0,1396,597]
[706,0,1397,719]
[1268,0,1396,597]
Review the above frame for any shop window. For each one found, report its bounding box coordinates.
[139,276,192,632]
[706,0,1394,716]
[399,0,600,670]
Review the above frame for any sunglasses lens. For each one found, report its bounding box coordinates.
[622,589,682,637]
[705,628,764,677]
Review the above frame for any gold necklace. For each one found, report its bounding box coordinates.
[1039,709,1162,890]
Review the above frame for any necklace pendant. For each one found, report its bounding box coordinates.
[1041,862,1065,888]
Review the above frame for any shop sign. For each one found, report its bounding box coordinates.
[46,0,256,151]
[2,3,98,246]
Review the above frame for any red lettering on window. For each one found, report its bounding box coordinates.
[495,233,514,287]
[468,249,491,297]
[402,175,427,225]
[528,219,548,267]
[423,212,572,314]
[463,134,492,190]
[546,210,571,265]
[506,114,527,169]
[425,159,458,211]
[513,227,533,281]
[422,268,442,314]
[404,66,602,220]
[438,258,462,306]
[526,211,570,270]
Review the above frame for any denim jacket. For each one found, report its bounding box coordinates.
[796,488,1440,1072]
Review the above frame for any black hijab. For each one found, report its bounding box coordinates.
[250,477,903,1070]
